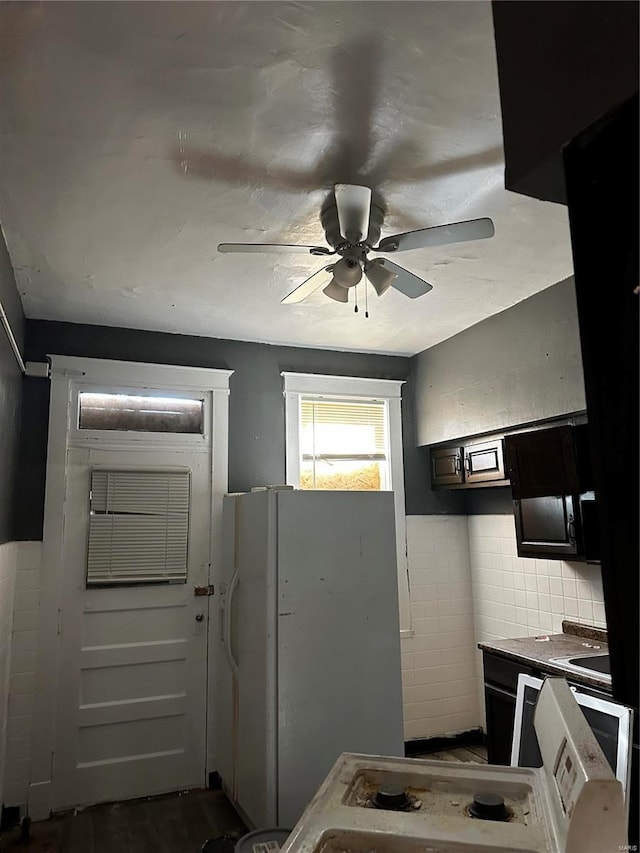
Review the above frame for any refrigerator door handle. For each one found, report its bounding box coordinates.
[224,569,240,676]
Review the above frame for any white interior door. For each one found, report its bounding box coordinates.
[52,445,212,810]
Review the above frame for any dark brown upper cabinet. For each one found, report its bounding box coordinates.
[430,436,508,490]
[504,424,592,499]
[464,439,507,486]
[430,445,464,487]
[504,423,597,561]
[513,495,583,559]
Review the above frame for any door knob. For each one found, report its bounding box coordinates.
[195,613,204,622]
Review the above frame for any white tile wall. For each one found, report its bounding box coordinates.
[402,514,607,742]
[468,514,607,728]
[402,517,481,741]
[0,540,18,810]
[3,542,42,809]
[468,514,606,643]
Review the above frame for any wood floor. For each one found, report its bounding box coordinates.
[0,745,487,853]
[414,743,488,763]
[0,789,247,853]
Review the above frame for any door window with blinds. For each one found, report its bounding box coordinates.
[299,397,390,491]
[87,469,191,586]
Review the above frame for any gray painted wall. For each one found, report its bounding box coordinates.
[0,230,23,544]
[15,276,589,537]
[414,277,586,447]
[18,320,465,540]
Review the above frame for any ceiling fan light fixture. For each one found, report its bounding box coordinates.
[323,278,350,303]
[332,257,363,287]
[365,258,397,296]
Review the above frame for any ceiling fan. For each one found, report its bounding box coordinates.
[217,184,494,306]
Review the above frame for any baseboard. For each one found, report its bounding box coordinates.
[404,727,486,757]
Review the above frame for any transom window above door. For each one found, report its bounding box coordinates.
[78,392,205,434]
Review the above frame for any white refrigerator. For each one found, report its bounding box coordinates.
[214,488,405,830]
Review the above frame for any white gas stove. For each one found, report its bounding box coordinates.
[280,679,626,853]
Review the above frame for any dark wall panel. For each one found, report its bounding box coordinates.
[0,334,22,544]
[467,487,513,516]
[402,361,468,516]
[12,377,49,542]
[20,320,464,540]
[492,0,638,203]
[0,230,24,544]
[563,93,638,723]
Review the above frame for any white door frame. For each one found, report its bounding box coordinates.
[28,356,233,820]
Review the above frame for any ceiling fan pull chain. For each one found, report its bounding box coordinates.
[365,280,369,318]
[354,283,359,313]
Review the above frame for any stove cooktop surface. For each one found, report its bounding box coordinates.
[344,764,536,824]
[281,753,552,853]
[280,678,627,853]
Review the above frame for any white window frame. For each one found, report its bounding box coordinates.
[282,372,411,635]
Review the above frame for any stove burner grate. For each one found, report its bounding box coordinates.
[468,792,511,821]
[369,783,421,812]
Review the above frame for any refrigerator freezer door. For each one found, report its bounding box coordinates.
[275,490,404,828]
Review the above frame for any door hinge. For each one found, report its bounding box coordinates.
[194,584,215,597]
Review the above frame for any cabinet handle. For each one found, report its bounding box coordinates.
[454,455,462,473]
[464,455,470,472]
[567,514,576,545]
[224,570,240,676]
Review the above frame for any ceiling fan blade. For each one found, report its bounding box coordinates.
[371,259,433,299]
[281,265,336,304]
[376,217,495,253]
[218,243,332,256]
[334,184,372,243]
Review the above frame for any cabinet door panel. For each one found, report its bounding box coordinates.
[484,683,516,766]
[430,446,464,487]
[505,426,580,498]
[464,439,506,484]
[483,652,538,692]
[514,495,583,559]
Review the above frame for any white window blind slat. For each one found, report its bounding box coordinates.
[300,398,386,454]
[87,470,190,586]
[299,396,390,491]
[300,398,388,456]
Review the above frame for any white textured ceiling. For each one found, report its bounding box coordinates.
[0,1,573,356]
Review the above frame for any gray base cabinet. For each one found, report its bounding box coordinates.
[482,652,539,764]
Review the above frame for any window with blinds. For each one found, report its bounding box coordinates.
[86,469,191,586]
[299,397,389,491]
